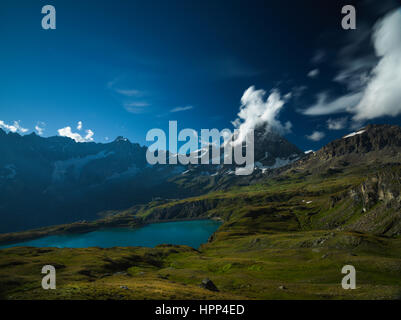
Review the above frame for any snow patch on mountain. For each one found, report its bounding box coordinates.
[52,150,114,182]
[343,130,366,139]
[255,155,299,171]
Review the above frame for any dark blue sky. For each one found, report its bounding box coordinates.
[1,0,400,151]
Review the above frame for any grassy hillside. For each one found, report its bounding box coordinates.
[1,161,400,299]
[1,231,401,300]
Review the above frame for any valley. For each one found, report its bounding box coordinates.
[0,124,401,299]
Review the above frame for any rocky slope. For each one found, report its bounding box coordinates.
[291,124,401,174]
[135,124,401,237]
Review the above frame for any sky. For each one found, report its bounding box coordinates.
[0,0,401,151]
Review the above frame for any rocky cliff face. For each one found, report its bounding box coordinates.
[356,172,401,211]
[345,168,401,236]
[291,124,401,176]
[317,124,401,159]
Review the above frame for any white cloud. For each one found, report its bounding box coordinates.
[125,102,149,107]
[0,121,18,132]
[327,117,348,130]
[333,56,375,91]
[107,79,142,96]
[301,8,401,122]
[302,92,362,116]
[35,122,45,135]
[107,79,149,113]
[170,105,194,113]
[35,125,44,135]
[306,131,325,141]
[58,125,94,142]
[85,129,94,141]
[283,92,292,100]
[16,122,28,133]
[232,86,292,143]
[0,120,28,133]
[77,121,82,130]
[124,102,149,114]
[352,8,401,121]
[307,69,320,78]
[115,89,142,96]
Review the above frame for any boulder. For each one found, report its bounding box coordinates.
[200,278,219,292]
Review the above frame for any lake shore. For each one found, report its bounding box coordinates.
[0,213,223,247]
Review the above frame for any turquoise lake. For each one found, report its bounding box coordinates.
[0,220,221,249]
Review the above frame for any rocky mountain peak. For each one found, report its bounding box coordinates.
[113,136,130,143]
[252,125,304,167]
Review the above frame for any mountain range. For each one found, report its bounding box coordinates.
[1,123,401,235]
[0,126,303,232]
